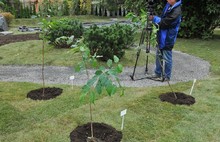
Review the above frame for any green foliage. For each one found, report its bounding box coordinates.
[84,23,135,61]
[72,39,124,104]
[0,2,4,12]
[70,0,80,15]
[125,0,220,39]
[179,0,220,39]
[54,35,75,48]
[62,0,70,16]
[125,0,147,14]
[126,10,158,47]
[1,0,36,18]
[39,0,70,17]
[45,18,84,44]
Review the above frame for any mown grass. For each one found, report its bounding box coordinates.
[175,29,220,76]
[1,17,220,141]
[0,40,154,67]
[0,79,220,142]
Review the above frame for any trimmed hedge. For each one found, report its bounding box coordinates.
[45,18,84,44]
[84,23,135,61]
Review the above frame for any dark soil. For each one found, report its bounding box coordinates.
[70,122,123,142]
[159,92,195,105]
[27,87,63,100]
[0,33,40,46]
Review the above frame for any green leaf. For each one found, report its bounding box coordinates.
[107,69,117,76]
[95,70,102,75]
[92,59,98,68]
[90,91,96,104]
[80,92,87,102]
[99,75,108,86]
[106,84,117,96]
[82,84,90,94]
[107,59,113,67]
[74,64,81,72]
[113,55,119,63]
[99,66,105,71]
[87,75,98,87]
[95,80,102,94]
[116,64,123,73]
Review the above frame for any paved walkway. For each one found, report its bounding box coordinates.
[0,50,210,87]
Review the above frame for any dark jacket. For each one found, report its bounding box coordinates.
[153,0,182,50]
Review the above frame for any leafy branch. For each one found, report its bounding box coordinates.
[71,38,124,141]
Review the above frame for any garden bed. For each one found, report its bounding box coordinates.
[70,122,122,142]
[159,92,195,105]
[0,33,40,46]
[27,87,63,100]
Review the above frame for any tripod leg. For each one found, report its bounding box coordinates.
[145,28,152,74]
[130,49,141,80]
[130,30,145,80]
[145,55,148,73]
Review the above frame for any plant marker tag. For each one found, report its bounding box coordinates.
[69,75,75,89]
[190,79,197,95]
[120,109,127,130]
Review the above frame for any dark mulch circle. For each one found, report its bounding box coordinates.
[70,122,123,142]
[0,33,40,46]
[159,92,195,105]
[27,87,63,100]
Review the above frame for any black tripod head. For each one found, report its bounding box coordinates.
[147,0,155,16]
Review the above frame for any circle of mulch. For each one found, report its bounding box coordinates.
[27,87,63,100]
[70,122,123,142]
[0,33,40,46]
[159,92,195,105]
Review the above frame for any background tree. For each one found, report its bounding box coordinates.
[179,0,220,39]
[124,0,220,39]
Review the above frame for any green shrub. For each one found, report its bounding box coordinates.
[0,12,14,25]
[45,18,84,44]
[113,24,135,49]
[84,23,135,61]
[54,35,75,48]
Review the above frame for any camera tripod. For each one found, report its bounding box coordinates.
[130,0,165,82]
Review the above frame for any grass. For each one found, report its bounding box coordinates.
[1,17,220,141]
[175,29,220,76]
[0,40,154,67]
[0,79,220,142]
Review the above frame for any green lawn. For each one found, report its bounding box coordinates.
[1,19,220,141]
[0,79,220,142]
[0,40,154,67]
[175,29,220,76]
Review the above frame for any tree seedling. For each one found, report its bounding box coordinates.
[71,38,125,142]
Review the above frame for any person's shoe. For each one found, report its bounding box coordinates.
[146,73,161,78]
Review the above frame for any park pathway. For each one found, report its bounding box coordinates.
[0,50,210,87]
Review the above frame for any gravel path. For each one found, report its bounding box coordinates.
[0,50,210,87]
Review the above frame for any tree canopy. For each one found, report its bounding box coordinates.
[124,0,220,39]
